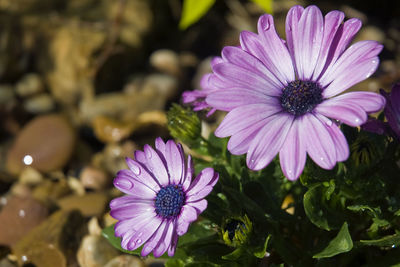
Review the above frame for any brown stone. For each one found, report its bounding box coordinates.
[80,166,110,190]
[77,235,120,267]
[92,116,134,143]
[12,210,85,267]
[0,195,48,246]
[57,193,108,217]
[104,255,146,267]
[6,114,76,175]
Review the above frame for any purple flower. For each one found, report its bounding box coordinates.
[110,138,219,257]
[381,83,400,139]
[183,5,386,180]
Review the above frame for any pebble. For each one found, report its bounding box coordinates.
[24,93,55,114]
[0,195,48,246]
[80,166,110,190]
[32,178,71,202]
[19,167,43,185]
[13,210,85,267]
[104,255,146,267]
[92,115,134,143]
[57,192,108,217]
[15,73,44,97]
[6,114,76,175]
[77,235,120,267]
[150,49,181,76]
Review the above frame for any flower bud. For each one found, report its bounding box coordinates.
[222,214,252,247]
[167,103,201,144]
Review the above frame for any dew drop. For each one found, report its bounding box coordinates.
[320,157,324,161]
[116,179,133,190]
[131,163,141,175]
[263,18,271,31]
[326,120,333,126]
[145,148,152,159]
[136,239,142,244]
[354,118,360,124]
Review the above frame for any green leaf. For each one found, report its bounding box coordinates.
[359,233,400,247]
[303,184,342,230]
[165,259,185,267]
[347,205,381,218]
[250,0,273,13]
[221,247,245,260]
[179,0,216,30]
[313,222,353,258]
[253,235,271,258]
[101,224,141,255]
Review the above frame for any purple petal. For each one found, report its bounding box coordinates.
[114,172,156,198]
[154,137,166,154]
[221,46,284,93]
[215,103,281,138]
[115,211,155,239]
[293,5,324,80]
[247,113,294,170]
[279,119,306,181]
[240,18,295,85]
[110,195,146,209]
[153,221,174,258]
[176,205,197,236]
[167,232,179,257]
[322,117,349,162]
[318,18,362,79]
[285,5,304,77]
[303,114,336,169]
[127,216,163,251]
[384,84,400,138]
[362,118,389,135]
[188,199,208,214]
[227,117,271,155]
[315,98,368,126]
[319,41,383,97]
[125,158,160,192]
[312,11,345,80]
[182,155,193,191]
[110,202,154,220]
[143,144,169,186]
[206,88,275,111]
[186,168,218,197]
[186,186,213,203]
[164,140,185,185]
[141,221,168,257]
[212,62,281,96]
[330,91,386,113]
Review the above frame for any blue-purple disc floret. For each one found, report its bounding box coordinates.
[155,184,185,219]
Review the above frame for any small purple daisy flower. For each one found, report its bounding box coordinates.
[183,5,386,180]
[110,138,219,257]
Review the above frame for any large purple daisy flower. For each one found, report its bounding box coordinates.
[183,5,386,180]
[110,138,219,257]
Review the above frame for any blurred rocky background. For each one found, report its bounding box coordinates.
[0,0,399,266]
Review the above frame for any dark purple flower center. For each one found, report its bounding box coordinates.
[155,184,185,219]
[280,80,323,116]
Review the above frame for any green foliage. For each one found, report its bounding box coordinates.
[179,0,216,29]
[250,0,273,13]
[313,222,353,258]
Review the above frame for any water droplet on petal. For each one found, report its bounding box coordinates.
[131,163,141,175]
[145,148,152,159]
[263,18,270,31]
[320,157,324,161]
[136,239,142,244]
[355,118,360,124]
[326,120,333,126]
[116,178,133,190]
